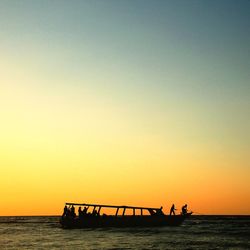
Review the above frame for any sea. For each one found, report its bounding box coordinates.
[0,216,249,249]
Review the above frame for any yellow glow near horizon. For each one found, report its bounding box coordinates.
[1,77,250,215]
[1,89,249,215]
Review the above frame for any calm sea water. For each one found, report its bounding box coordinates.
[0,216,249,249]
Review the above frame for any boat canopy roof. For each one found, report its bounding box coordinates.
[65,202,161,211]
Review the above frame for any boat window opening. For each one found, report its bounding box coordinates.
[141,209,151,216]
[100,207,117,216]
[132,208,142,216]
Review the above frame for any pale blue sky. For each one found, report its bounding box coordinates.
[1,0,249,143]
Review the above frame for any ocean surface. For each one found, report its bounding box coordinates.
[0,216,249,249]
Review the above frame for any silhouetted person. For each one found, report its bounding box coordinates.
[170,204,176,216]
[71,205,76,218]
[83,206,88,215]
[62,205,68,217]
[156,207,164,216]
[92,209,97,216]
[182,204,188,215]
[78,207,82,218]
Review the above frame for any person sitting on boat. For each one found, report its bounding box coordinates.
[92,209,98,216]
[170,204,176,216]
[182,204,188,215]
[156,207,164,216]
[70,205,76,218]
[78,207,83,218]
[83,206,88,215]
[92,209,100,216]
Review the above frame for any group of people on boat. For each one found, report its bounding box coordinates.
[62,205,100,219]
[169,204,189,216]
[62,204,76,218]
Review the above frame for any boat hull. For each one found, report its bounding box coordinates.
[60,213,192,229]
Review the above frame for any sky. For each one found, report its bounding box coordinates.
[0,0,249,215]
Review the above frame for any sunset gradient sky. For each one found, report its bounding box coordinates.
[0,0,249,215]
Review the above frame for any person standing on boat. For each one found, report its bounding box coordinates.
[170,204,176,216]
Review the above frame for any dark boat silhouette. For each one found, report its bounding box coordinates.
[60,202,192,229]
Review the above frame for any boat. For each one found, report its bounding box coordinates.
[60,202,192,229]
